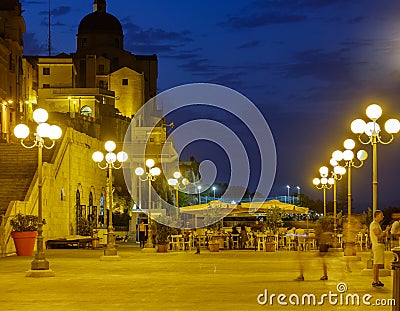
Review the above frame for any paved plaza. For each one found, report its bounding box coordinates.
[0,245,396,311]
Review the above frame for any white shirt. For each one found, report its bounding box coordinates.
[391,221,400,235]
[369,220,382,247]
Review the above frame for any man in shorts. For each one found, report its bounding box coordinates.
[370,210,391,287]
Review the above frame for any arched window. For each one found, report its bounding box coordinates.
[80,105,92,117]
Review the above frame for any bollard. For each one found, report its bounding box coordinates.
[392,247,400,311]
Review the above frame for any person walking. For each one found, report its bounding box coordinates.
[138,220,147,248]
[370,210,391,287]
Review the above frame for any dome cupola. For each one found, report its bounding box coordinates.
[77,0,123,52]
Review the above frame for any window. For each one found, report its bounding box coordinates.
[122,78,128,85]
[99,80,105,89]
[43,84,50,88]
[80,106,92,117]
[43,68,50,75]
[98,64,105,74]
[115,39,120,48]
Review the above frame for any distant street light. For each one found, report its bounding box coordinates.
[286,185,290,203]
[212,186,216,201]
[92,140,128,259]
[197,185,202,204]
[14,108,62,277]
[333,139,368,218]
[313,166,334,216]
[135,159,161,249]
[351,103,400,214]
[168,171,189,221]
[296,186,301,205]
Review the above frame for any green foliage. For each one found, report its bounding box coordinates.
[10,213,38,232]
[314,215,334,237]
[152,215,178,245]
[262,206,286,234]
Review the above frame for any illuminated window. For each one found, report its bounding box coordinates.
[81,106,92,117]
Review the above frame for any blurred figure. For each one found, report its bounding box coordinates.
[370,210,391,287]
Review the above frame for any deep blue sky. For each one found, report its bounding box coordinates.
[20,0,400,212]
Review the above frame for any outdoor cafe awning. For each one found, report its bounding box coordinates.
[180,199,308,217]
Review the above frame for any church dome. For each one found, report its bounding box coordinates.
[78,11,123,35]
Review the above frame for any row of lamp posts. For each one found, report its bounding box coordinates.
[312,103,399,251]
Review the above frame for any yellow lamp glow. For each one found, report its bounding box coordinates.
[14,124,30,139]
[366,103,382,120]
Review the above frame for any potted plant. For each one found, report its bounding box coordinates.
[152,215,177,253]
[9,213,39,256]
[262,206,286,252]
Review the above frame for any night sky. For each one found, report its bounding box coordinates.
[20,0,400,212]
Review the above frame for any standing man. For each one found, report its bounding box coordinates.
[138,220,147,248]
[370,210,391,287]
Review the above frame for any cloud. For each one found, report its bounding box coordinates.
[238,40,261,49]
[36,6,71,16]
[23,32,48,55]
[279,49,358,81]
[39,18,66,28]
[251,0,357,10]
[219,11,307,29]
[123,21,192,44]
[122,19,194,56]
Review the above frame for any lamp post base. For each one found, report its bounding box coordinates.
[30,257,50,270]
[26,269,55,278]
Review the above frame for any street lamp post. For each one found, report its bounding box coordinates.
[328,159,346,249]
[286,185,290,203]
[197,185,201,204]
[14,108,62,277]
[167,171,189,222]
[351,103,400,215]
[333,139,368,218]
[135,159,161,249]
[313,166,334,216]
[296,186,301,205]
[92,141,127,260]
[212,186,216,201]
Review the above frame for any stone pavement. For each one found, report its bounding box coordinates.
[0,245,396,311]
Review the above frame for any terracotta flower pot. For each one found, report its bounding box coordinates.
[11,231,37,256]
[209,242,219,252]
[157,244,168,253]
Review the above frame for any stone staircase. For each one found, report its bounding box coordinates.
[0,143,54,215]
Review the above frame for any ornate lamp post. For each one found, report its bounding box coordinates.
[167,171,189,221]
[333,139,368,218]
[312,166,334,216]
[14,108,62,277]
[351,103,400,215]
[135,159,161,248]
[92,141,128,260]
[328,159,346,248]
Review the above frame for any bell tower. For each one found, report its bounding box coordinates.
[93,0,106,13]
